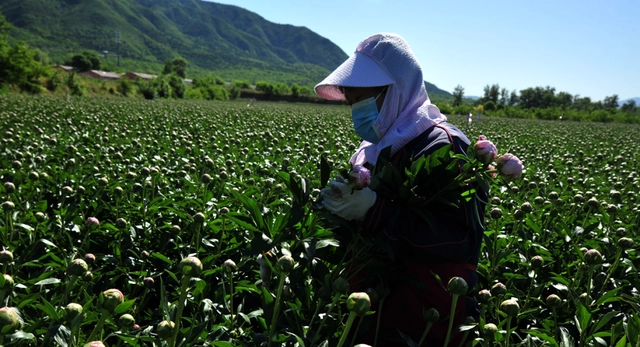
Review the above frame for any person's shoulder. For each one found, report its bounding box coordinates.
[406,123,470,158]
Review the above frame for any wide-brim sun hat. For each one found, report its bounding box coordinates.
[314,51,394,101]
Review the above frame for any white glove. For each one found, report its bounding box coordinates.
[320,176,377,221]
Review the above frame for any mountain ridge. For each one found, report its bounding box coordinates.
[0,0,453,97]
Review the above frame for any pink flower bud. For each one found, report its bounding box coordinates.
[475,138,498,165]
[496,154,523,181]
[86,217,100,227]
[348,165,371,189]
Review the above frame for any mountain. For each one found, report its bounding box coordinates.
[0,0,452,95]
[0,0,346,86]
[619,97,640,107]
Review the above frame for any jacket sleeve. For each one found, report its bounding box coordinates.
[360,124,486,265]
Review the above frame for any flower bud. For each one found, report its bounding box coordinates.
[477,289,492,304]
[490,282,507,296]
[201,173,212,184]
[115,218,127,228]
[483,323,498,341]
[144,277,155,289]
[86,217,100,227]
[1,274,14,291]
[618,237,634,250]
[332,277,349,295]
[0,306,20,335]
[179,256,203,277]
[475,139,498,165]
[156,320,175,339]
[277,255,295,274]
[68,258,89,276]
[531,255,544,270]
[118,313,136,330]
[447,276,468,296]
[347,292,371,317]
[223,259,237,272]
[500,299,520,317]
[0,250,13,263]
[3,182,15,194]
[545,294,562,308]
[1,201,15,212]
[84,341,106,347]
[99,289,124,313]
[496,154,523,181]
[35,211,45,222]
[84,253,96,265]
[490,207,502,219]
[584,249,603,266]
[83,271,93,282]
[193,212,205,223]
[423,307,440,323]
[65,303,83,322]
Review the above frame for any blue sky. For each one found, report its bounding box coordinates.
[210,0,639,102]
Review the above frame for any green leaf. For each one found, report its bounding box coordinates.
[560,326,575,347]
[35,298,60,321]
[52,324,70,347]
[114,299,136,314]
[231,189,265,231]
[34,278,61,286]
[151,252,173,265]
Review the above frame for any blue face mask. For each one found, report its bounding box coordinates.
[351,89,385,143]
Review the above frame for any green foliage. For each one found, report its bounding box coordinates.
[117,79,134,97]
[228,84,241,100]
[162,58,187,78]
[452,85,464,107]
[45,70,64,92]
[66,72,84,96]
[67,51,101,72]
[137,79,156,100]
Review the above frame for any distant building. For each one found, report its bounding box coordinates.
[82,70,123,80]
[53,64,74,72]
[124,72,157,81]
[184,78,193,85]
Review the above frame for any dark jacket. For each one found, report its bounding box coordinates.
[351,122,488,346]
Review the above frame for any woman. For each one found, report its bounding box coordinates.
[315,33,487,346]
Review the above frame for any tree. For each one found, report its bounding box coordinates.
[481,84,500,104]
[68,51,101,72]
[556,92,573,109]
[163,58,188,78]
[508,90,519,106]
[603,94,619,110]
[499,87,509,105]
[620,100,636,113]
[452,85,464,107]
[291,84,300,98]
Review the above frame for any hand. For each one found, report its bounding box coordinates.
[320,176,377,221]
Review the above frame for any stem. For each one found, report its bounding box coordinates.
[349,315,365,347]
[336,312,357,347]
[313,293,341,345]
[505,317,512,347]
[552,307,558,341]
[229,271,235,331]
[305,298,324,338]
[59,275,78,306]
[598,249,622,294]
[373,297,385,347]
[193,223,201,256]
[418,322,434,346]
[267,273,287,347]
[443,293,460,347]
[587,266,594,302]
[87,310,109,342]
[169,276,191,347]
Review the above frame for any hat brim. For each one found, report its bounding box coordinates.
[314,52,394,100]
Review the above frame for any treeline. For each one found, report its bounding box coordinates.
[443,84,640,123]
